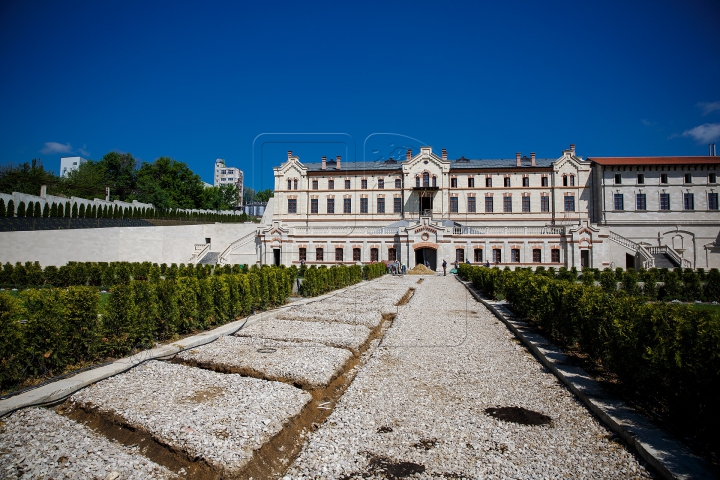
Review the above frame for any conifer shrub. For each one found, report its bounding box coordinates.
[16,201,26,217]
[43,265,59,286]
[20,288,70,376]
[0,292,25,386]
[132,280,157,348]
[102,283,138,357]
[78,203,86,218]
[176,276,199,333]
[209,275,230,325]
[155,278,179,339]
[11,262,27,286]
[705,268,720,302]
[6,199,14,217]
[65,286,101,362]
[42,202,50,217]
[50,202,58,217]
[0,198,5,216]
[65,201,71,217]
[33,202,41,217]
[25,261,43,286]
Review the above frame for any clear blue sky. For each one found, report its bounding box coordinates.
[1,0,719,191]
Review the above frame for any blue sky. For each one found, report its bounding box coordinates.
[1,0,719,190]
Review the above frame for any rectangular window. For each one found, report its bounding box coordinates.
[474,249,483,262]
[377,198,385,213]
[450,197,458,213]
[287,179,292,190]
[311,198,318,213]
[335,248,343,262]
[353,248,361,262]
[636,193,646,210]
[551,249,560,263]
[564,195,575,212]
[327,198,335,214]
[468,177,474,188]
[533,249,541,263]
[541,196,549,212]
[395,178,401,188]
[293,179,298,190]
[503,196,512,213]
[504,177,511,187]
[637,174,644,184]
[511,249,520,263]
[288,199,297,213]
[361,179,368,189]
[312,179,318,190]
[541,176,548,187]
[360,198,368,213]
[316,248,324,261]
[660,193,670,211]
[221,169,226,174]
[485,196,493,213]
[370,248,378,262]
[661,173,668,184]
[394,197,401,213]
[468,196,476,213]
[522,196,530,212]
[522,177,529,187]
[378,178,384,189]
[684,193,694,210]
[388,248,396,261]
[709,193,719,210]
[710,173,717,184]
[456,249,465,263]
[614,173,622,184]
[299,248,306,262]
[684,173,692,184]
[329,179,334,190]
[451,177,458,188]
[486,177,492,187]
[345,179,351,189]
[493,249,502,263]
[343,198,351,213]
[614,193,624,211]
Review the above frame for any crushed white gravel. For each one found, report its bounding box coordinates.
[68,361,310,477]
[276,306,384,328]
[0,407,177,480]
[287,275,655,479]
[176,335,353,389]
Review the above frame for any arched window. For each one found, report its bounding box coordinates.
[432,176,437,187]
[415,176,420,187]
[569,175,575,186]
[287,179,292,190]
[423,172,429,187]
[563,175,568,187]
[293,179,298,190]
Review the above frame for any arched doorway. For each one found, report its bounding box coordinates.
[415,248,437,270]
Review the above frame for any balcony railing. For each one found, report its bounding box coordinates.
[453,226,565,235]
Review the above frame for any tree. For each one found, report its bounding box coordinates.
[79,203,86,218]
[6,199,13,217]
[16,201,25,217]
[257,189,274,202]
[61,160,107,200]
[201,184,238,211]
[0,198,5,216]
[0,159,58,196]
[133,156,206,210]
[99,151,137,199]
[50,202,58,217]
[33,202,41,217]
[42,202,49,217]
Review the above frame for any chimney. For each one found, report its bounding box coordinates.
[530,152,536,166]
[40,185,47,199]
[441,148,447,161]
[570,144,576,155]
[287,150,292,160]
[321,156,327,170]
[516,152,521,167]
[406,148,412,161]
[336,155,341,170]
[710,144,717,156]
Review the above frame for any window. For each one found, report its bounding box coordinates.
[551,249,560,263]
[423,172,430,187]
[522,177,529,187]
[311,198,318,213]
[370,248,378,262]
[511,249,520,263]
[541,195,549,212]
[533,249,541,263]
[395,178,401,188]
[614,194,624,211]
[361,179,368,189]
[503,196,512,212]
[710,173,717,184]
[378,179,384,189]
[377,198,385,213]
[221,169,226,174]
[661,173,668,184]
[432,176,437,187]
[541,176,548,187]
[563,175,568,187]
[486,177,493,187]
[637,174,645,184]
[293,179,298,190]
[456,249,465,263]
[709,193,719,210]
[360,198,368,213]
[504,177,511,187]
[660,193,670,211]
[343,198,351,213]
[493,249,502,263]
[394,197,402,213]
[287,179,292,190]
[335,248,343,262]
[288,199,297,213]
[468,177,475,188]
[450,197,458,213]
[450,177,457,188]
[684,173,692,184]
[474,249,483,262]
[327,198,335,214]
[388,248,396,261]
[353,248,361,262]
[684,193,694,210]
[614,173,622,184]
[316,248,324,261]
[221,178,226,182]
[570,175,575,186]
[485,196,493,212]
[345,179,351,189]
[312,179,318,190]
[636,193,646,210]
[329,179,335,190]
[564,195,575,212]
[299,248,306,262]
[468,196,476,213]
[522,196,530,212]
[416,177,420,187]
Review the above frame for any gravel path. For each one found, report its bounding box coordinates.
[287,275,655,479]
[236,319,372,354]
[176,335,353,389]
[0,407,178,480]
[68,361,311,477]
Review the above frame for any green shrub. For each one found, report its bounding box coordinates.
[102,283,138,356]
[176,277,199,333]
[599,268,617,293]
[0,198,5,216]
[11,262,27,286]
[705,269,720,302]
[34,202,41,217]
[65,287,101,362]
[132,281,157,347]
[20,288,69,376]
[661,270,682,300]
[16,201,25,217]
[25,261,43,286]
[6,199,14,217]
[0,292,26,387]
[210,275,230,325]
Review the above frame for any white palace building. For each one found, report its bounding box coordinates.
[246,144,720,271]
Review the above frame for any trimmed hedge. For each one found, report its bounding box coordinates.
[299,265,364,297]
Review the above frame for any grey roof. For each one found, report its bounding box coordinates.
[301,158,555,172]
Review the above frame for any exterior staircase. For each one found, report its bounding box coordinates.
[197,251,220,265]
[608,231,690,268]
[652,252,678,268]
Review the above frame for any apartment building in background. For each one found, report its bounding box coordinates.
[214,158,244,207]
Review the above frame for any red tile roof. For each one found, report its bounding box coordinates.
[588,156,720,166]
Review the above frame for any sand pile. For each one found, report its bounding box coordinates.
[407,264,435,275]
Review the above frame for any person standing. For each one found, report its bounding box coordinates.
[442,259,447,276]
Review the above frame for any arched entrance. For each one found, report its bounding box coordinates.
[413,242,439,270]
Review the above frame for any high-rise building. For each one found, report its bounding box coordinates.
[214,159,244,207]
[60,156,87,178]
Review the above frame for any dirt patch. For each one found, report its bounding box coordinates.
[411,438,437,450]
[341,453,426,479]
[407,264,435,275]
[377,425,393,433]
[484,406,552,426]
[416,278,424,284]
[186,386,224,403]
[395,288,415,306]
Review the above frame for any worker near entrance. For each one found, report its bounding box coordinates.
[442,259,447,276]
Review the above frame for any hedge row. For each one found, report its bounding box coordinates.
[299,265,364,297]
[363,262,386,281]
[0,266,295,390]
[459,264,720,441]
